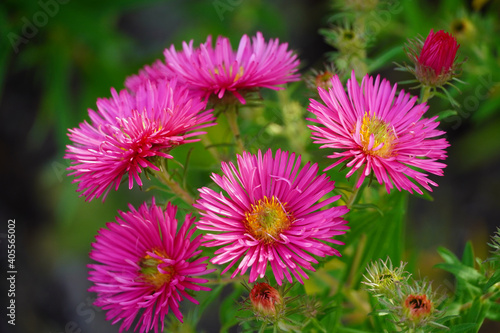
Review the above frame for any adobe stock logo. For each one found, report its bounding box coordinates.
[7,0,71,54]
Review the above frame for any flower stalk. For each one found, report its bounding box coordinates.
[225,104,246,153]
[420,85,433,104]
[154,158,195,205]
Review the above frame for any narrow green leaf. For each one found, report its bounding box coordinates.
[434,262,484,286]
[437,109,458,121]
[462,241,475,267]
[483,270,500,292]
[486,302,500,320]
[448,323,478,333]
[351,203,384,216]
[437,247,461,265]
[368,46,404,72]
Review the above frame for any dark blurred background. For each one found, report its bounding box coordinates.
[1,0,499,332]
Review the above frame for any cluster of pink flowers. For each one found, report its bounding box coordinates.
[65,27,458,332]
[66,31,303,332]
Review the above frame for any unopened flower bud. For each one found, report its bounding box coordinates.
[403,293,433,323]
[405,29,462,87]
[250,282,283,317]
[363,258,409,299]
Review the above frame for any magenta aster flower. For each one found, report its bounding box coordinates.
[163,32,300,104]
[125,59,173,93]
[65,79,215,201]
[88,199,215,333]
[308,72,449,194]
[405,29,461,86]
[195,149,349,285]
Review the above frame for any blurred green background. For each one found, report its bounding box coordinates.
[1,0,499,332]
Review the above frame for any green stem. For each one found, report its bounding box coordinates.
[420,85,433,104]
[346,182,361,209]
[225,104,245,153]
[153,159,195,206]
[346,170,363,209]
[345,171,367,288]
[206,275,245,285]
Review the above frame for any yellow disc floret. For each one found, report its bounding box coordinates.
[138,249,174,289]
[213,64,244,82]
[358,112,397,158]
[244,196,292,244]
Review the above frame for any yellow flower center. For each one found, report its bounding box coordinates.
[244,196,292,244]
[358,113,396,158]
[213,64,244,82]
[138,249,175,289]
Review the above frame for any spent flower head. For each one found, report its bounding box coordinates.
[337,0,379,12]
[449,17,477,43]
[241,280,302,332]
[249,282,284,319]
[377,279,447,331]
[304,63,340,92]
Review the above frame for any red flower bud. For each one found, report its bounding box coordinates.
[418,29,459,76]
[405,29,462,87]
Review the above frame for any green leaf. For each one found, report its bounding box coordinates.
[483,270,500,292]
[486,302,500,320]
[448,323,478,333]
[346,190,408,286]
[437,109,458,122]
[368,45,404,72]
[462,241,475,267]
[351,203,384,216]
[434,261,484,287]
[437,247,461,264]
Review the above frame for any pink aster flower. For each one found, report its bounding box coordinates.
[308,72,450,194]
[88,199,215,333]
[195,149,349,285]
[125,59,173,93]
[163,31,301,104]
[405,29,461,86]
[65,79,215,201]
